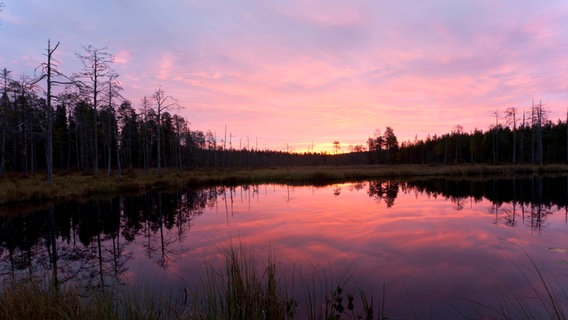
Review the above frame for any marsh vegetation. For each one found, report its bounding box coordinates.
[1,164,568,205]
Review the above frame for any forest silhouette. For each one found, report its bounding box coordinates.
[1,44,568,181]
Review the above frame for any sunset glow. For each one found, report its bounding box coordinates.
[3,1,568,152]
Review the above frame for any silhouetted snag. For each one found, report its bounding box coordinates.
[0,68,10,176]
[529,100,546,165]
[44,41,56,184]
[140,96,151,174]
[103,72,122,177]
[492,110,499,165]
[506,107,518,164]
[37,40,76,183]
[76,45,114,175]
[520,111,526,162]
[151,88,178,176]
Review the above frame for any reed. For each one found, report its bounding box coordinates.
[2,244,568,319]
[0,279,201,320]
[203,244,297,319]
[0,280,113,320]
[465,251,568,320]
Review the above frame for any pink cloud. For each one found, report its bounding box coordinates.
[114,50,132,64]
[5,0,568,151]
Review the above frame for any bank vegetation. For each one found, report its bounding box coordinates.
[1,164,568,206]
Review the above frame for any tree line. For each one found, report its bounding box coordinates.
[366,104,568,165]
[2,42,568,184]
[0,42,193,181]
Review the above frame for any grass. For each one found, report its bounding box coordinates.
[0,279,205,320]
[0,243,380,320]
[0,280,111,320]
[2,244,568,319]
[463,250,568,320]
[203,244,297,319]
[1,163,568,207]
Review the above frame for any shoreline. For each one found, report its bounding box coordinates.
[1,164,567,207]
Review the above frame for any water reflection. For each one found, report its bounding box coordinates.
[368,181,399,207]
[403,176,568,230]
[1,176,568,318]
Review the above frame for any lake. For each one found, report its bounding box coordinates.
[1,176,568,319]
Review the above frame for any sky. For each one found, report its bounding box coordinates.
[2,0,568,153]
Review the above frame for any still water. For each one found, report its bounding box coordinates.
[2,177,568,318]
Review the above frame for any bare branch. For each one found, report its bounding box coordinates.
[74,45,115,102]
[73,45,115,174]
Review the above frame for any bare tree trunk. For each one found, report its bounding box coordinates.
[0,69,8,176]
[115,120,121,177]
[67,105,72,170]
[537,102,544,165]
[493,110,499,165]
[512,109,517,164]
[520,111,525,162]
[77,46,114,175]
[93,65,99,175]
[531,103,535,164]
[152,88,177,176]
[45,40,58,184]
[142,96,150,175]
[157,108,161,176]
[176,116,182,170]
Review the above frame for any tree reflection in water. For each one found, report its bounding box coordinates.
[0,187,211,292]
[403,175,567,230]
[368,181,399,207]
[1,176,568,301]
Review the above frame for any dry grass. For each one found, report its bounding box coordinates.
[0,280,112,320]
[204,244,297,319]
[1,164,567,207]
[2,243,567,319]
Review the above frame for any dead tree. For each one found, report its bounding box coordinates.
[0,68,11,176]
[152,87,178,176]
[140,96,151,174]
[104,73,122,177]
[45,41,57,184]
[34,40,74,184]
[531,101,546,165]
[492,110,499,165]
[520,111,525,162]
[505,107,518,164]
[76,45,114,175]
